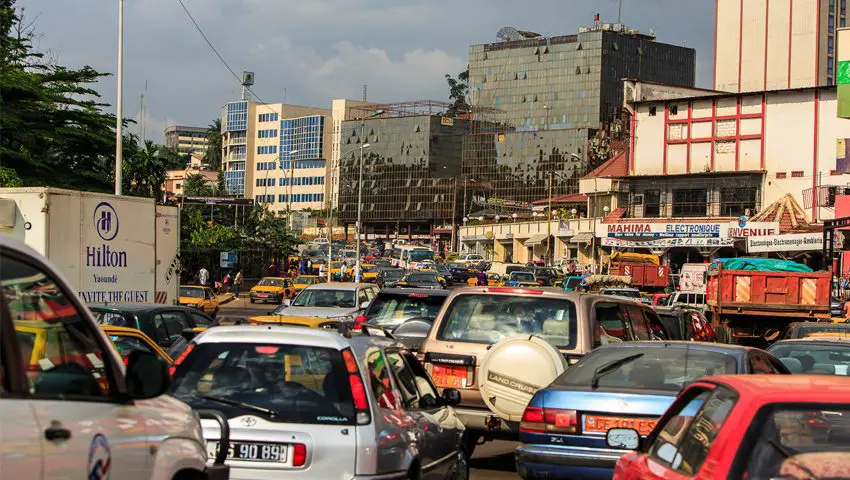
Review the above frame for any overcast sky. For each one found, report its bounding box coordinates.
[20,0,714,142]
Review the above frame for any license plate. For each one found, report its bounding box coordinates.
[583,415,657,436]
[432,364,468,388]
[207,441,288,462]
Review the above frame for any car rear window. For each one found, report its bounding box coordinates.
[796,325,850,339]
[180,287,204,298]
[744,405,850,478]
[437,294,577,348]
[91,310,134,328]
[366,293,447,326]
[555,347,738,391]
[768,343,850,375]
[170,343,355,425]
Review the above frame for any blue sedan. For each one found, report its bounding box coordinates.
[514,341,789,479]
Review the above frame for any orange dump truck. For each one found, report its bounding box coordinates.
[705,258,831,346]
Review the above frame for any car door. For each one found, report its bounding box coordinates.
[747,352,782,374]
[624,305,652,340]
[0,287,43,478]
[1,250,150,479]
[384,348,459,479]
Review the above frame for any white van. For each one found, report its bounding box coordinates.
[668,291,707,308]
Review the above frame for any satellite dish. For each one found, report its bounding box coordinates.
[497,26,524,42]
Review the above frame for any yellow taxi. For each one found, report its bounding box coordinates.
[292,275,326,294]
[487,273,502,286]
[248,313,340,330]
[329,262,347,280]
[249,277,296,304]
[361,264,381,283]
[101,325,172,364]
[178,285,220,316]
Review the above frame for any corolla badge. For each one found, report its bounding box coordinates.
[240,417,258,427]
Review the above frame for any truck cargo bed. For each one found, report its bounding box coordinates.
[706,268,830,317]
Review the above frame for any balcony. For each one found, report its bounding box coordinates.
[226,153,246,161]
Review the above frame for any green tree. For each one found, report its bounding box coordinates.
[445,68,469,116]
[188,222,239,249]
[205,118,222,171]
[0,2,118,191]
[121,135,167,200]
[243,205,298,257]
[183,172,216,197]
[0,166,22,186]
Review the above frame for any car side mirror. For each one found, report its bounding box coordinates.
[125,350,171,399]
[441,388,462,406]
[606,428,640,450]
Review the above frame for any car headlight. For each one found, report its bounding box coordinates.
[336,315,355,322]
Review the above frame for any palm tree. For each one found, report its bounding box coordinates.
[206,118,223,171]
[122,135,167,200]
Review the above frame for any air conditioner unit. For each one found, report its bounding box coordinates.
[632,194,644,205]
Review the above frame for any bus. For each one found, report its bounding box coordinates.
[391,245,435,269]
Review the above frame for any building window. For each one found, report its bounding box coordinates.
[776,172,787,179]
[720,188,757,217]
[672,189,708,217]
[791,171,804,178]
[644,190,661,217]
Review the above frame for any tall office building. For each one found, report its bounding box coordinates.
[164,125,210,156]
[714,0,848,92]
[463,23,696,206]
[331,99,377,211]
[220,100,332,213]
[337,103,469,239]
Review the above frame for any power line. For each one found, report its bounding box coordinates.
[174,0,278,112]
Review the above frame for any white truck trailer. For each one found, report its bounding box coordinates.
[0,187,180,304]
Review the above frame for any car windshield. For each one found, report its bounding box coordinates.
[303,250,324,258]
[511,272,535,282]
[180,287,204,298]
[372,260,392,268]
[745,405,850,478]
[342,251,357,258]
[257,278,285,287]
[170,342,355,425]
[535,268,557,276]
[292,289,356,308]
[362,265,379,273]
[383,270,405,280]
[768,343,850,375]
[109,334,157,360]
[367,293,447,325]
[293,276,314,284]
[408,250,434,262]
[555,346,738,391]
[446,263,465,269]
[406,273,439,283]
[438,294,577,348]
[91,310,133,327]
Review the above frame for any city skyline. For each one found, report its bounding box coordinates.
[18,0,714,143]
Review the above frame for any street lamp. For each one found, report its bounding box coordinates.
[355,109,385,282]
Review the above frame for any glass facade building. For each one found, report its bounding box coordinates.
[463,27,695,206]
[338,115,469,234]
[280,115,325,162]
[222,101,250,196]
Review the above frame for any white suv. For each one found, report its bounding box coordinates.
[0,236,229,480]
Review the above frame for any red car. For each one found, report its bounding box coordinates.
[610,375,850,480]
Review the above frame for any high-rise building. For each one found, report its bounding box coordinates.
[331,99,377,211]
[220,101,331,213]
[337,103,468,239]
[714,0,848,92]
[463,23,696,207]
[164,125,210,156]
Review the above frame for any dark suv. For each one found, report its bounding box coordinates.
[530,267,561,286]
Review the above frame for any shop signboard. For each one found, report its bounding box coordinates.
[602,237,736,248]
[747,233,824,253]
[598,221,779,239]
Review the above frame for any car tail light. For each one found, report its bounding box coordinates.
[292,443,307,466]
[488,287,544,295]
[169,342,195,376]
[342,348,371,425]
[537,280,544,285]
[520,406,578,434]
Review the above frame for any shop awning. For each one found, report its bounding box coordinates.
[570,233,594,244]
[525,233,550,246]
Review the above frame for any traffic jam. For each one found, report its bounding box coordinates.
[3,191,850,480]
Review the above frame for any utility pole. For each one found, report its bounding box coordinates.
[114,0,124,195]
[546,172,553,265]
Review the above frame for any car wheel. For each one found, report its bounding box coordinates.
[447,448,469,480]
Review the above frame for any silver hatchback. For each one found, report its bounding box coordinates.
[169,325,468,479]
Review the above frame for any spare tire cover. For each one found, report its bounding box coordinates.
[478,335,568,422]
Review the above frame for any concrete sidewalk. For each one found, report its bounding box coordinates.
[216,293,236,304]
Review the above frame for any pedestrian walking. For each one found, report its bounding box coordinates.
[319,262,326,278]
[477,270,488,286]
[341,263,348,281]
[233,269,243,297]
[223,272,231,293]
[198,267,209,286]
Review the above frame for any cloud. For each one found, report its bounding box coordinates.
[17,0,714,144]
